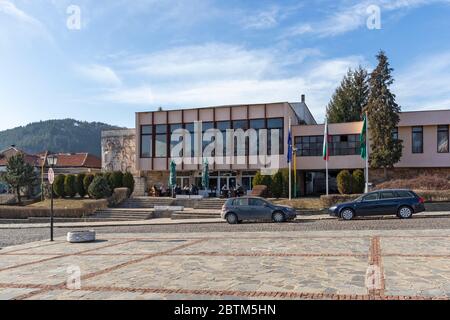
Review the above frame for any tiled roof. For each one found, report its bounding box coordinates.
[0,148,101,169]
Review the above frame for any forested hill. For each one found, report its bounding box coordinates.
[0,119,122,157]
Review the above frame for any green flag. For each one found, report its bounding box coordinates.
[360,114,367,159]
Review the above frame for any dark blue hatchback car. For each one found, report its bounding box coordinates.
[329,189,425,220]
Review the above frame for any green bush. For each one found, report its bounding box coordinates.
[122,172,135,197]
[83,174,94,196]
[64,174,77,198]
[104,172,113,190]
[337,170,352,195]
[53,174,66,198]
[271,171,283,198]
[252,171,264,187]
[352,170,365,194]
[76,174,86,198]
[110,171,124,190]
[88,176,112,199]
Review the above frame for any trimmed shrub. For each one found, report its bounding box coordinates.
[122,172,135,197]
[83,174,94,196]
[352,170,365,194]
[104,172,113,190]
[64,174,77,198]
[252,171,264,187]
[110,171,124,190]
[53,174,66,198]
[337,170,352,195]
[271,171,284,198]
[88,176,112,199]
[76,174,86,198]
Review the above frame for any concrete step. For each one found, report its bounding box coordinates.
[171,213,220,220]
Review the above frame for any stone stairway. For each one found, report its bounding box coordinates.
[118,197,174,208]
[192,198,226,210]
[171,209,221,220]
[91,208,152,220]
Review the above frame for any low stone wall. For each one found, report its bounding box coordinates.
[0,199,108,219]
[0,194,17,205]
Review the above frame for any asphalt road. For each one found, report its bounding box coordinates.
[2,215,450,248]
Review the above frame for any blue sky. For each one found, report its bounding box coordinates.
[1,0,450,130]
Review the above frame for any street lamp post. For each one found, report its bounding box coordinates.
[46,155,58,241]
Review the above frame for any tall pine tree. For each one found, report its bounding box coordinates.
[326,66,369,123]
[365,51,403,179]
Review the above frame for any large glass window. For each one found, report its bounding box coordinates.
[412,126,423,154]
[140,125,152,158]
[233,120,248,156]
[155,124,167,157]
[295,135,323,156]
[249,119,266,155]
[202,121,214,152]
[295,134,360,156]
[437,125,449,153]
[267,118,284,155]
[330,134,361,156]
[185,123,195,157]
[216,121,231,155]
[170,124,183,157]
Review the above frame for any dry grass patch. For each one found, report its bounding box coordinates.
[29,198,100,209]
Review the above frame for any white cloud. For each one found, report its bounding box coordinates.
[98,44,365,123]
[0,0,52,41]
[75,64,122,86]
[284,0,450,38]
[395,51,450,110]
[241,7,279,30]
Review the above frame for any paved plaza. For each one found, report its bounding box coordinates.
[1,229,450,300]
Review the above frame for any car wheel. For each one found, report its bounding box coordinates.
[340,208,355,221]
[272,211,285,223]
[398,206,413,219]
[226,213,238,224]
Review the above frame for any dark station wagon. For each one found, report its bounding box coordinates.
[328,189,425,220]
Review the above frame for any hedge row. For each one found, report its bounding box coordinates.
[51,171,134,199]
[336,169,365,195]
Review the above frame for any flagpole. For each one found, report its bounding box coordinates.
[325,118,329,196]
[288,117,292,200]
[365,112,369,193]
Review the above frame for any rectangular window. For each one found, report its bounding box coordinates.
[216,121,231,155]
[295,135,323,156]
[232,120,249,156]
[412,126,423,153]
[295,134,360,156]
[155,124,167,157]
[185,123,195,157]
[392,127,399,140]
[170,124,183,157]
[140,125,152,158]
[202,121,214,152]
[267,118,284,155]
[437,125,449,153]
[249,119,266,155]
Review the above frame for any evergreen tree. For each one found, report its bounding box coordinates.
[3,154,37,204]
[365,51,403,178]
[326,66,369,123]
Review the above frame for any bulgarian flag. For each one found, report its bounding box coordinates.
[322,118,330,160]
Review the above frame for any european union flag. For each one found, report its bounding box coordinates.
[287,129,292,163]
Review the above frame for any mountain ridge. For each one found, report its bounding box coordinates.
[0,119,122,157]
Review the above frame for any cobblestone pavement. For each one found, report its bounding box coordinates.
[1,229,450,300]
[3,216,450,248]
